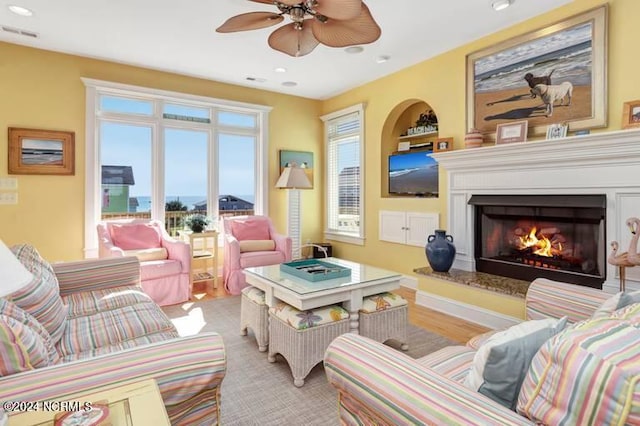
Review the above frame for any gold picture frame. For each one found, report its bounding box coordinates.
[8,128,75,175]
[496,121,528,145]
[434,137,453,152]
[622,100,640,129]
[466,5,608,139]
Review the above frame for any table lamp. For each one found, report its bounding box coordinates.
[275,163,312,260]
[0,239,33,298]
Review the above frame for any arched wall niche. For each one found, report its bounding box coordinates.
[380,99,438,197]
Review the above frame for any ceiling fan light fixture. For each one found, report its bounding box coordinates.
[492,0,513,11]
[8,5,33,16]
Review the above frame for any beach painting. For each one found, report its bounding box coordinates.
[8,128,75,175]
[466,6,607,136]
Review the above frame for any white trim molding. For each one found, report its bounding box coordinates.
[415,290,521,330]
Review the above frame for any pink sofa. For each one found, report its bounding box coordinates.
[97,219,191,306]
[223,215,291,295]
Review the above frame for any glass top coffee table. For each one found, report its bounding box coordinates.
[244,257,402,334]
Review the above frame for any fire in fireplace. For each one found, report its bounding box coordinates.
[469,194,606,288]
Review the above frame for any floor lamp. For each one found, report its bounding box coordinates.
[275,164,312,260]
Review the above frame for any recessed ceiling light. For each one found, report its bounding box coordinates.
[492,0,512,11]
[282,81,297,87]
[345,46,364,54]
[8,5,33,16]
[274,67,287,73]
[376,55,390,64]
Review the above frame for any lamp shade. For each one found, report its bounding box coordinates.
[0,240,33,298]
[275,166,312,189]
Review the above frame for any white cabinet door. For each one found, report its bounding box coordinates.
[379,211,439,246]
[406,212,439,247]
[379,211,406,244]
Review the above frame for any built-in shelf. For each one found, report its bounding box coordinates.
[398,131,438,140]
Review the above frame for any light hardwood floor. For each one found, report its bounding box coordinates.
[193,282,490,344]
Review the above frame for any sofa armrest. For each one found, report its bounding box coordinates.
[161,236,191,271]
[272,233,292,262]
[324,334,532,425]
[224,234,241,269]
[0,333,225,425]
[525,278,610,323]
[53,256,141,297]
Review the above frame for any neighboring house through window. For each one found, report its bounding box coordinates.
[82,78,271,257]
[321,103,365,245]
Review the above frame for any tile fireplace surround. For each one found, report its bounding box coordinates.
[433,128,640,293]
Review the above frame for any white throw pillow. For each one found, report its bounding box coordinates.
[464,317,567,410]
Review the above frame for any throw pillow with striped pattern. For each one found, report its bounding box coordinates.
[0,314,51,376]
[9,244,68,343]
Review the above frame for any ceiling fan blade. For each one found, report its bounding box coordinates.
[248,0,276,4]
[268,20,320,57]
[314,0,362,20]
[311,3,380,47]
[276,0,302,5]
[216,12,283,33]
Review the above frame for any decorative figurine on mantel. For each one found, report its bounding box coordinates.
[607,217,640,291]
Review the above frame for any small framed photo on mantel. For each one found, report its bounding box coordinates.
[434,137,453,152]
[546,123,568,139]
[495,121,528,145]
[622,99,640,129]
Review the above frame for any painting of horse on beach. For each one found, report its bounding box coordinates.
[466,6,607,136]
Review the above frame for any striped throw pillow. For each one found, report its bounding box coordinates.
[518,303,640,425]
[0,298,59,365]
[0,314,51,376]
[9,244,68,344]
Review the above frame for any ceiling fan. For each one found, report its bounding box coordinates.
[216,0,381,57]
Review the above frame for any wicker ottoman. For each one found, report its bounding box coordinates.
[359,292,409,351]
[240,286,269,352]
[268,303,349,387]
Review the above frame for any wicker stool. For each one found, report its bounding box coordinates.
[240,286,269,352]
[268,303,349,387]
[359,292,409,351]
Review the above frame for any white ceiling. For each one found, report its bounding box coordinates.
[0,0,572,100]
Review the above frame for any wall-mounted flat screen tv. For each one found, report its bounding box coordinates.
[388,150,438,197]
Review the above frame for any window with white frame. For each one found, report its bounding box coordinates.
[82,78,271,257]
[321,104,365,245]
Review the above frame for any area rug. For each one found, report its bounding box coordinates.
[162,296,455,426]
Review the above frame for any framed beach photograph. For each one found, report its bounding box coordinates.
[496,121,528,145]
[622,100,640,129]
[434,137,453,152]
[279,150,313,188]
[466,6,607,139]
[8,128,75,175]
[546,123,568,139]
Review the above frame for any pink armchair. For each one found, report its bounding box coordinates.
[223,215,292,295]
[96,219,191,306]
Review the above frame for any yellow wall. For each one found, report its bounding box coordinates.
[320,0,640,318]
[0,43,323,261]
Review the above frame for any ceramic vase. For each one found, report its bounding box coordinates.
[425,230,456,272]
[464,128,484,149]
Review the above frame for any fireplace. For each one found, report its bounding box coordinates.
[469,194,606,288]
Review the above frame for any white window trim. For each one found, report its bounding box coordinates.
[320,103,366,246]
[82,78,272,258]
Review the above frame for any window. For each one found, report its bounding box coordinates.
[83,78,271,257]
[321,104,365,245]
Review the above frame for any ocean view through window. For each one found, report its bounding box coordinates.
[83,78,271,253]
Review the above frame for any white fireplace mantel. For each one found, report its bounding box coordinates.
[432,128,640,293]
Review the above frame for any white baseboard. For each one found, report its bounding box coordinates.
[400,275,418,290]
[415,290,520,330]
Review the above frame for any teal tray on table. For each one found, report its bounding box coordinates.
[280,259,351,282]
